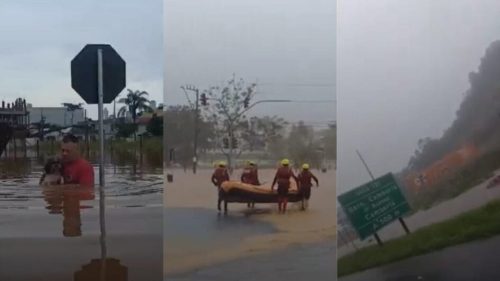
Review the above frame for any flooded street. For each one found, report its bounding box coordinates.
[168,241,336,281]
[164,168,336,278]
[0,157,163,281]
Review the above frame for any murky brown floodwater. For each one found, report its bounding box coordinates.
[164,168,337,278]
[0,155,163,281]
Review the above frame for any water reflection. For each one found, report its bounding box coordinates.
[0,159,32,179]
[74,258,128,281]
[72,183,129,281]
[0,157,163,210]
[42,186,95,237]
[0,153,161,280]
[1,146,163,180]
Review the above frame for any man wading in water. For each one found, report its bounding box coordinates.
[297,163,319,210]
[211,161,230,212]
[60,134,94,188]
[271,159,298,213]
[241,160,260,208]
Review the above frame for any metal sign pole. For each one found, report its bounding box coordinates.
[98,49,105,187]
[355,149,383,246]
[356,149,410,246]
[97,48,107,281]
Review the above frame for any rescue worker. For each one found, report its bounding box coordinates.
[241,161,260,208]
[297,163,319,210]
[211,161,230,211]
[271,159,298,213]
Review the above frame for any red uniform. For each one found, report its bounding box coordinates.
[272,166,298,194]
[212,167,230,187]
[63,158,94,187]
[241,167,260,185]
[298,170,319,199]
[272,166,298,212]
[212,167,230,212]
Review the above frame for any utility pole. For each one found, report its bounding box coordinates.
[40,109,45,141]
[182,85,200,174]
[193,88,199,174]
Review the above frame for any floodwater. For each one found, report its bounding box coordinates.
[164,207,277,259]
[168,241,336,281]
[164,168,336,278]
[0,155,163,281]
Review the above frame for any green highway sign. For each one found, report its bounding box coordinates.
[338,173,411,240]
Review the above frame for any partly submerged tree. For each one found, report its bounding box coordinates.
[164,105,215,170]
[117,89,152,123]
[199,75,257,172]
[115,123,138,139]
[146,113,163,137]
[320,122,337,161]
[240,115,289,155]
[286,121,322,170]
[117,89,152,139]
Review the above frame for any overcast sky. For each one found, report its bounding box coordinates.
[164,0,336,128]
[0,0,162,119]
[337,0,500,193]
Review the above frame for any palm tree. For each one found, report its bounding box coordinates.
[117,89,152,139]
[62,103,83,126]
[117,89,152,123]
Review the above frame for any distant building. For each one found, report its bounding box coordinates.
[150,100,157,110]
[0,98,29,127]
[28,105,85,127]
[103,108,109,119]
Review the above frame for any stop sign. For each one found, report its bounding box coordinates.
[71,44,126,104]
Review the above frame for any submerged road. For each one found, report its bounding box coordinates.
[166,241,336,281]
[340,234,500,281]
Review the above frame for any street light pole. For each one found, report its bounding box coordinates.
[239,99,292,118]
[193,89,199,174]
[182,85,200,174]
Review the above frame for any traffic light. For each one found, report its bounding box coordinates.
[200,93,208,106]
[231,137,238,148]
[243,97,249,108]
[223,137,229,149]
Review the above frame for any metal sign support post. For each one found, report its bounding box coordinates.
[97,48,107,281]
[356,150,383,246]
[97,49,105,187]
[356,150,411,247]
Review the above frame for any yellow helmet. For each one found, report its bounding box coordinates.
[281,158,290,166]
[302,163,310,170]
[248,160,255,166]
[218,161,227,167]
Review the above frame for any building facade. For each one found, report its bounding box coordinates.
[28,105,85,127]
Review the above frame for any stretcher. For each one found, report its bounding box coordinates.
[219,180,304,212]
